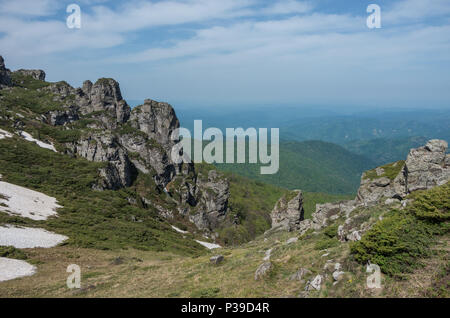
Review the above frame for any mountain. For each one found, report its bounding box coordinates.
[1,138,448,297]
[215,140,375,195]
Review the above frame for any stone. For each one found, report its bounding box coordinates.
[332,271,345,281]
[347,230,361,242]
[270,190,305,231]
[286,237,298,244]
[289,268,312,281]
[210,255,224,265]
[0,56,12,88]
[255,262,272,281]
[305,275,322,291]
[14,69,46,81]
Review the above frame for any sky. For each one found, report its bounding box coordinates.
[1,0,450,110]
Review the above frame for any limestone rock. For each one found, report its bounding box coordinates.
[305,275,322,291]
[271,190,304,231]
[0,56,12,88]
[255,262,272,281]
[289,268,312,281]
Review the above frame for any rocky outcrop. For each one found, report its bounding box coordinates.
[255,262,272,280]
[293,139,449,237]
[270,190,304,231]
[129,99,180,151]
[0,56,12,88]
[189,170,229,231]
[14,69,46,81]
[357,140,450,205]
[0,56,231,233]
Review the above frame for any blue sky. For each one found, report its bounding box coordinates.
[1,0,450,110]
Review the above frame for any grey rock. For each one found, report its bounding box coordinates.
[0,56,12,88]
[255,262,272,281]
[289,268,312,281]
[271,190,304,231]
[286,237,298,244]
[14,69,46,81]
[332,270,345,281]
[305,275,322,291]
[210,255,224,265]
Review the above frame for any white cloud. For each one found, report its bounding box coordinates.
[0,0,60,16]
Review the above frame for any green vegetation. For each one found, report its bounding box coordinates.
[0,86,63,114]
[215,140,374,194]
[10,72,50,90]
[363,160,405,181]
[0,136,205,256]
[351,182,449,278]
[0,246,28,260]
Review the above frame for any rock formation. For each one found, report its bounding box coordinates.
[290,139,450,237]
[0,56,12,88]
[0,56,230,233]
[270,190,304,231]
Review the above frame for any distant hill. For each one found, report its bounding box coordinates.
[342,136,433,166]
[214,140,375,195]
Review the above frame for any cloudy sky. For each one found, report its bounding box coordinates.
[1,0,449,109]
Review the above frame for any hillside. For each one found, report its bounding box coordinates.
[215,140,375,195]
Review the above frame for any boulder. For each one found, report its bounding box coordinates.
[305,274,322,291]
[270,190,304,231]
[210,255,224,265]
[289,268,312,281]
[255,262,272,281]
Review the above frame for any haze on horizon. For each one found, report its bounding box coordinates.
[1,0,450,110]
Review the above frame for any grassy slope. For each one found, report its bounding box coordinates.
[215,140,374,195]
[1,183,447,298]
[0,136,205,256]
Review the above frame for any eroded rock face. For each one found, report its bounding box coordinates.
[403,140,450,194]
[129,99,180,151]
[0,56,231,233]
[270,190,305,231]
[357,140,450,204]
[14,69,46,81]
[0,56,12,88]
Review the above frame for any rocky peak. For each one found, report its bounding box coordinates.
[0,56,12,88]
[79,78,131,127]
[130,99,180,149]
[270,190,305,231]
[14,69,46,81]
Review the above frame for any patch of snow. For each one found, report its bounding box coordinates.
[0,181,62,220]
[171,225,188,234]
[195,240,221,250]
[0,257,36,282]
[0,129,12,140]
[20,131,56,152]
[0,225,68,248]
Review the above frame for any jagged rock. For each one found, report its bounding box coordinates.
[255,262,272,281]
[129,99,180,151]
[69,134,136,189]
[210,255,224,265]
[402,140,450,194]
[270,190,304,231]
[190,170,229,231]
[357,140,450,206]
[78,78,130,128]
[305,275,322,291]
[263,248,273,261]
[14,69,46,81]
[289,268,312,281]
[0,56,12,88]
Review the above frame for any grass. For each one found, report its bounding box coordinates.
[351,182,449,278]
[0,136,206,256]
[363,160,405,181]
